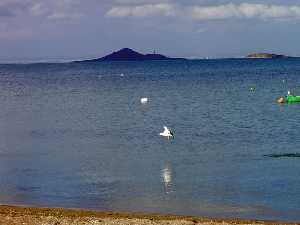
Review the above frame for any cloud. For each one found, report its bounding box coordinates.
[29,1,83,21]
[30,3,47,16]
[189,3,300,20]
[113,0,171,4]
[0,0,83,21]
[107,2,300,21]
[0,0,32,17]
[106,3,176,17]
[47,12,82,21]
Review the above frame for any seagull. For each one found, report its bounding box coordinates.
[159,126,174,139]
[140,97,148,104]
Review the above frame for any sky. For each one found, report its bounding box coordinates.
[1,0,300,62]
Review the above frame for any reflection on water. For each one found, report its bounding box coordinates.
[161,164,174,194]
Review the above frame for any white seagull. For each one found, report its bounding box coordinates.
[159,126,174,139]
[140,97,148,104]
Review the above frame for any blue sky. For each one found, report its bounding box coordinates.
[1,0,300,62]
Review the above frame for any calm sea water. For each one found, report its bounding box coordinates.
[0,59,300,222]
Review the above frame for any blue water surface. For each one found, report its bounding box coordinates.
[0,59,300,222]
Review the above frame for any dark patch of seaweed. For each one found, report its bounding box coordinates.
[264,153,300,158]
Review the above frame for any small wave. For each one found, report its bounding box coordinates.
[264,153,300,158]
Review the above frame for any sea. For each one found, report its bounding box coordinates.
[0,59,300,222]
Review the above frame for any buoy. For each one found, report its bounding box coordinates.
[277,97,285,104]
[140,98,148,104]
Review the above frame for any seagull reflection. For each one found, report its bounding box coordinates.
[161,165,175,194]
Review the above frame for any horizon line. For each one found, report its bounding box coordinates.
[1,56,299,65]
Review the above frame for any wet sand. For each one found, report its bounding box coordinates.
[0,205,295,225]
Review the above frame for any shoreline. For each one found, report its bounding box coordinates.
[0,205,296,225]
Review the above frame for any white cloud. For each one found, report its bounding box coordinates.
[189,3,300,20]
[114,0,171,4]
[106,3,176,17]
[0,0,83,23]
[30,3,47,16]
[107,2,300,21]
[47,12,82,21]
[28,1,83,21]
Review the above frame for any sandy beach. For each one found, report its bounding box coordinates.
[0,205,296,225]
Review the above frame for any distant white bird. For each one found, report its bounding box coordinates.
[120,73,124,77]
[140,97,148,104]
[159,126,174,139]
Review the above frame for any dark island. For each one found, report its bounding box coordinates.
[76,48,185,62]
[246,53,290,59]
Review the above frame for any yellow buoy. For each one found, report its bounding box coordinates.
[277,97,285,104]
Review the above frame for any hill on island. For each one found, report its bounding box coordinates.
[77,48,185,62]
[246,53,290,59]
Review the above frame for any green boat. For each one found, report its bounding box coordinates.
[286,95,300,103]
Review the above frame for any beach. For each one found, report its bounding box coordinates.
[0,205,294,225]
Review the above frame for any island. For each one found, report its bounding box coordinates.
[246,53,290,59]
[76,48,185,62]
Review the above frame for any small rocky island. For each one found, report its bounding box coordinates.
[77,48,185,62]
[246,53,289,59]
